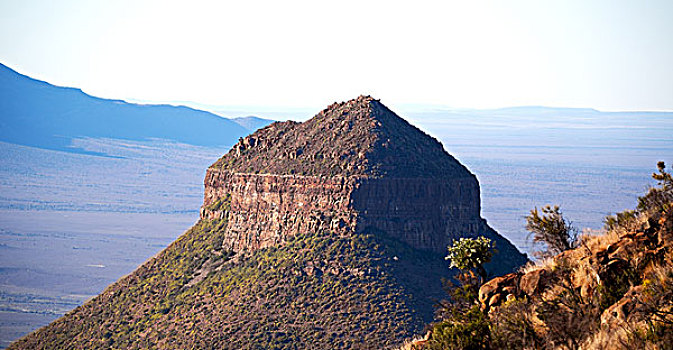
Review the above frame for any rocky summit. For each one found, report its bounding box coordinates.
[9,96,526,349]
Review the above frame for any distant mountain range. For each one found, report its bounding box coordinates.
[229,116,275,132]
[0,63,273,155]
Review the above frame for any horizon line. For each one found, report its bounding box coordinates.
[4,61,673,115]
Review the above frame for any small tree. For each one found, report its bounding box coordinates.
[446,237,494,284]
[653,161,673,190]
[425,237,495,349]
[638,161,673,213]
[603,209,637,231]
[526,205,578,258]
[605,161,672,231]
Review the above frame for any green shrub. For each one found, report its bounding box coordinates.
[490,297,543,350]
[426,305,491,350]
[597,263,639,312]
[604,209,637,231]
[446,237,494,283]
[623,267,673,347]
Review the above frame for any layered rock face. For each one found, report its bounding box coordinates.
[203,95,523,259]
[201,170,482,252]
[350,177,482,250]
[202,170,359,251]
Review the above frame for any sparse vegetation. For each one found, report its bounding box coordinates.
[638,161,673,214]
[426,304,490,350]
[605,161,672,232]
[525,205,579,258]
[604,209,637,231]
[535,259,601,350]
[622,265,673,348]
[9,215,453,349]
[489,297,542,350]
[426,270,489,350]
[419,238,496,350]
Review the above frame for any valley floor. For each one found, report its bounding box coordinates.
[0,210,194,348]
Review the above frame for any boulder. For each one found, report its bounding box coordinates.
[479,272,521,311]
[519,268,550,296]
[600,285,644,327]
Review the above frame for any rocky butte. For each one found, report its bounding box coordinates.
[9,95,527,349]
[202,95,523,261]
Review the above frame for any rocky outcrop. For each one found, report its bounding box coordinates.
[201,96,527,267]
[478,206,673,323]
[479,272,522,312]
[210,96,472,179]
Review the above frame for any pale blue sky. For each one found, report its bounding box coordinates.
[1,0,672,111]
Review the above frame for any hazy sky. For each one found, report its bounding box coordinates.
[1,0,672,111]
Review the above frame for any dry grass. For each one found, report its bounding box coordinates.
[519,256,557,275]
[392,339,415,350]
[572,260,599,294]
[579,228,620,255]
[580,325,631,350]
[393,332,430,350]
[579,210,650,256]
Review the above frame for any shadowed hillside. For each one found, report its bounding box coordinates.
[9,214,454,349]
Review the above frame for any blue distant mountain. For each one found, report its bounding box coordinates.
[490,106,601,115]
[0,63,254,154]
[231,116,275,132]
